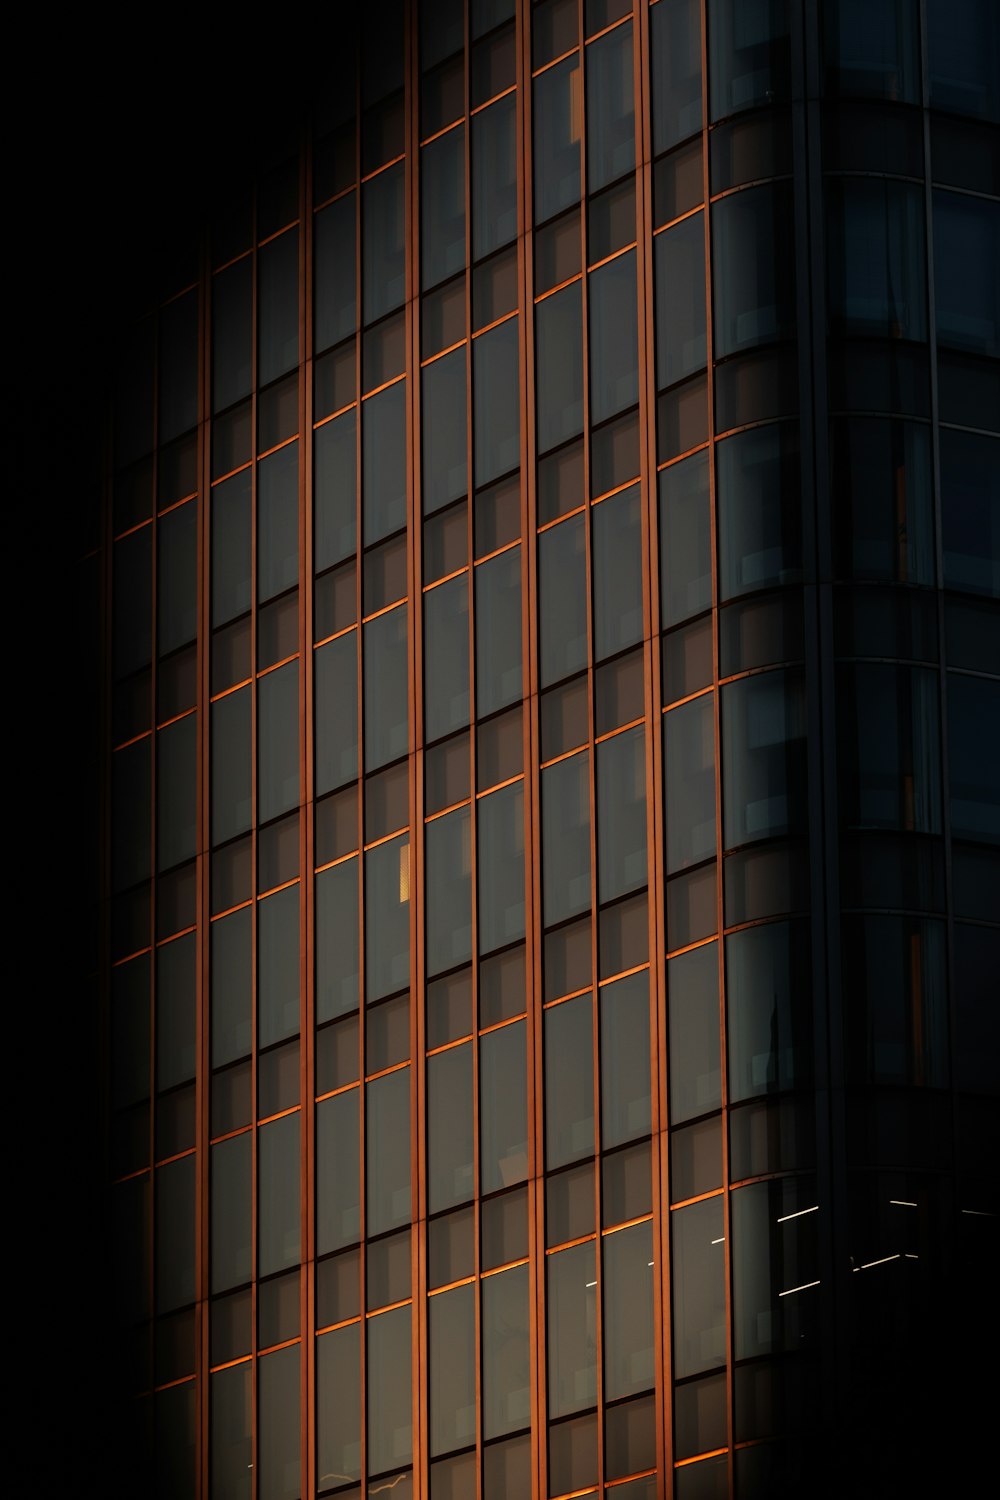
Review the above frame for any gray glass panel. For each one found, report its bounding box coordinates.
[712,182,796,359]
[668,941,721,1122]
[587,20,634,193]
[732,1178,819,1361]
[828,178,927,343]
[423,126,466,291]
[664,694,716,874]
[315,191,356,352]
[363,162,405,324]
[426,806,472,977]
[367,1066,411,1236]
[211,905,251,1067]
[316,858,360,1022]
[258,1342,300,1500]
[259,883,300,1048]
[483,1263,530,1439]
[481,1019,528,1194]
[212,686,251,846]
[365,835,410,1001]
[473,93,517,259]
[159,288,198,443]
[364,606,408,771]
[825,0,920,101]
[111,956,149,1110]
[547,1240,597,1417]
[212,469,252,628]
[157,713,197,872]
[158,499,198,655]
[722,669,807,847]
[597,726,647,903]
[933,189,1000,358]
[536,281,583,454]
[539,512,587,688]
[534,54,582,223]
[478,781,525,955]
[259,1112,300,1277]
[604,1220,654,1399]
[428,1041,474,1213]
[651,0,703,153]
[367,1304,412,1474]
[157,933,196,1090]
[655,212,707,390]
[474,315,520,486]
[315,632,359,795]
[155,1381,196,1499]
[672,1195,725,1378]
[476,544,522,716]
[317,1087,361,1254]
[211,1362,251,1500]
[258,442,299,602]
[259,661,299,823]
[430,1282,477,1456]
[112,738,150,890]
[314,409,357,573]
[156,1154,195,1312]
[545,993,594,1168]
[708,0,791,121]
[259,229,298,387]
[593,484,642,659]
[659,449,712,627]
[213,256,252,412]
[601,970,651,1149]
[422,348,468,516]
[727,918,810,1101]
[940,429,1000,597]
[948,673,1000,842]
[839,663,942,833]
[211,1132,252,1292]
[318,1323,362,1488]
[834,417,934,585]
[542,750,591,926]
[113,525,152,680]
[425,575,470,742]
[363,380,407,545]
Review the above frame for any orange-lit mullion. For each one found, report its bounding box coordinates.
[248,186,261,1500]
[696,0,735,1492]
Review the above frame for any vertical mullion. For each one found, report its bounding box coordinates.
[196,220,212,1500]
[249,186,261,1500]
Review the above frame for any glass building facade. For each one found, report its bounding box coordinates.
[88,2,998,1496]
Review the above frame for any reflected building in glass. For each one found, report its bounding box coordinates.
[91,2,999,1497]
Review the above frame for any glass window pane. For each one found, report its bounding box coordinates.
[315,192,356,353]
[425,575,470,742]
[211,1362,251,1500]
[426,806,473,977]
[601,970,651,1149]
[367,1304,412,1475]
[534,55,582,223]
[668,941,721,1122]
[211,1132,252,1293]
[212,469,252,627]
[545,993,594,1168]
[158,499,198,655]
[481,1019,528,1194]
[258,442,299,602]
[672,1195,725,1377]
[712,182,796,359]
[603,1220,654,1400]
[367,1067,411,1236]
[727,918,811,1101]
[597,726,647,904]
[316,858,360,1023]
[593,484,642,660]
[722,669,807,848]
[212,686,252,846]
[315,632,359,795]
[659,450,712,627]
[211,905,252,1067]
[422,126,466,292]
[314,409,357,573]
[365,835,410,1001]
[318,1323,362,1487]
[365,606,408,772]
[539,512,587,688]
[259,884,300,1048]
[656,212,706,390]
[708,0,792,121]
[473,94,517,259]
[547,1240,597,1417]
[474,315,520,486]
[542,750,591,927]
[939,428,999,597]
[423,348,468,516]
[363,162,405,324]
[157,713,197,872]
[428,1041,474,1214]
[933,190,1000,358]
[665,693,717,874]
[476,544,523,716]
[483,1263,530,1439]
[156,1154,195,1312]
[363,380,407,545]
[259,1111,300,1277]
[536,281,584,455]
[213,257,253,412]
[587,21,635,192]
[828,178,927,343]
[589,249,638,425]
[259,661,299,823]
[430,1283,477,1456]
[157,934,196,1090]
[259,229,299,385]
[652,0,703,153]
[478,781,526,955]
[317,1088,361,1254]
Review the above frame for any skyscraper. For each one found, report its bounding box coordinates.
[89,2,998,1497]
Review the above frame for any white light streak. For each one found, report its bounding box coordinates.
[860,1252,900,1270]
[779,1279,820,1297]
[777,1205,819,1223]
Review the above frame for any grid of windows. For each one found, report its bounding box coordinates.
[98,2,999,1497]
